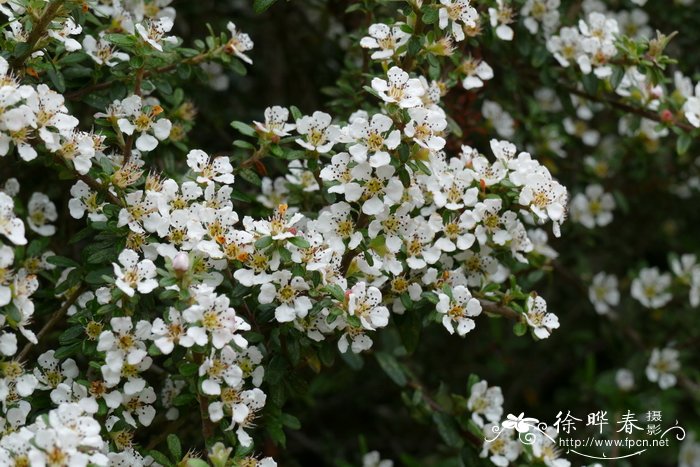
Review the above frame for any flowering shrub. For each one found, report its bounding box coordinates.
[0,0,699,466]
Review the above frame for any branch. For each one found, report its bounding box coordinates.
[561,83,695,132]
[11,0,65,69]
[65,47,224,101]
[18,284,85,362]
[478,299,521,321]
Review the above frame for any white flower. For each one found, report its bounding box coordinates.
[518,168,568,232]
[68,180,107,222]
[135,17,177,51]
[286,160,319,192]
[151,308,198,354]
[615,368,635,391]
[630,267,672,309]
[0,192,26,245]
[468,380,504,427]
[315,201,363,253]
[48,17,82,51]
[199,346,243,396]
[348,113,401,167]
[473,198,515,246]
[683,83,700,128]
[254,106,295,136]
[371,66,425,108]
[183,286,249,349]
[679,433,700,467]
[461,57,494,90]
[404,224,442,269]
[97,317,152,376]
[295,111,341,153]
[481,423,521,466]
[521,0,561,35]
[120,386,157,427]
[588,272,619,314]
[345,163,404,216]
[525,295,560,339]
[438,0,478,42]
[437,285,482,336]
[226,22,254,64]
[0,245,13,307]
[431,210,476,252]
[348,282,389,331]
[117,95,172,152]
[646,347,680,389]
[360,23,409,60]
[482,100,515,138]
[258,271,312,323]
[489,0,515,41]
[362,450,394,467]
[82,33,129,66]
[570,184,615,228]
[187,149,235,184]
[112,249,158,297]
[33,350,79,390]
[531,427,569,466]
[547,26,582,68]
[404,107,447,151]
[44,130,96,174]
[26,192,57,236]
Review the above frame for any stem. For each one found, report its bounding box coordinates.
[50,154,123,207]
[11,0,65,69]
[478,299,521,321]
[18,285,85,362]
[561,83,695,132]
[193,352,216,444]
[65,46,225,101]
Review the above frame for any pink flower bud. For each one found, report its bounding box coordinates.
[173,252,189,273]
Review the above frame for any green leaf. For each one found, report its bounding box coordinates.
[239,168,262,186]
[186,460,209,467]
[104,33,137,48]
[178,362,198,377]
[397,310,421,354]
[432,412,464,448]
[254,236,273,249]
[288,236,310,249]
[513,321,528,336]
[253,0,277,13]
[230,120,256,137]
[375,352,407,386]
[46,67,66,93]
[422,6,439,24]
[676,132,692,155]
[148,451,173,467]
[46,255,80,268]
[167,434,181,460]
[282,413,301,430]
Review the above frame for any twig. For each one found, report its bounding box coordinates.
[478,299,521,321]
[562,83,695,132]
[18,285,85,362]
[11,0,65,69]
[65,47,224,101]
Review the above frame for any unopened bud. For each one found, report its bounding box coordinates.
[173,252,189,274]
[660,109,674,123]
[208,442,232,467]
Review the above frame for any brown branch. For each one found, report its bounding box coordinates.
[65,47,224,101]
[18,285,85,362]
[562,83,695,133]
[478,299,521,321]
[11,0,66,69]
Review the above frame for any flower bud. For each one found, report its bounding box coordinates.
[208,442,232,467]
[173,252,189,274]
